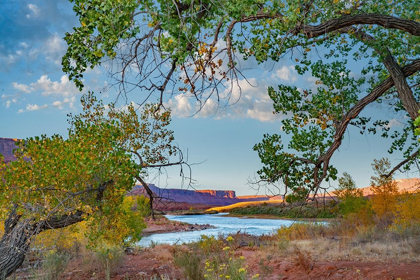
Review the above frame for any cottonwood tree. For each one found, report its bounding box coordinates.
[0,93,184,278]
[63,1,419,197]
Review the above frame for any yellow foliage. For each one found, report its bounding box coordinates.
[393,191,420,229]
[0,93,170,254]
[0,195,150,252]
[33,222,89,251]
[0,220,87,253]
[370,180,399,218]
[276,223,312,241]
[369,158,399,219]
[85,195,150,248]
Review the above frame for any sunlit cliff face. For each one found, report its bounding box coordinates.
[196,190,236,199]
[360,178,420,196]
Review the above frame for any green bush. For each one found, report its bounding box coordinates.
[173,247,205,280]
[33,251,70,280]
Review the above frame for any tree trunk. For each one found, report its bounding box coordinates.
[0,210,85,278]
[0,181,111,278]
[136,176,155,219]
[0,219,33,279]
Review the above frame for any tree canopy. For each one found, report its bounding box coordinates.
[63,0,420,196]
[0,93,181,277]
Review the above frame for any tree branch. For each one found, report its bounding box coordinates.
[135,175,155,219]
[312,58,420,195]
[384,150,420,178]
[300,14,420,38]
[342,27,420,120]
[39,210,84,231]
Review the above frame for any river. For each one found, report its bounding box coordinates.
[138,213,298,246]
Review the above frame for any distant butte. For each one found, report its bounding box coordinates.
[0,138,19,163]
[129,184,268,207]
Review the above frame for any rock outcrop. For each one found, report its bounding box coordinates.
[196,190,236,199]
[129,184,268,206]
[0,138,19,163]
[130,178,420,208]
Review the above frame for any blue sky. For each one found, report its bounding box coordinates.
[1,1,417,195]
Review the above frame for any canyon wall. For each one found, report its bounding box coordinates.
[0,138,18,163]
[130,184,268,206]
[130,178,420,208]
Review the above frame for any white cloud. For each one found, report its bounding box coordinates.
[272,66,298,82]
[29,48,39,60]
[27,104,47,111]
[227,78,278,122]
[18,103,48,113]
[5,74,83,111]
[2,95,17,109]
[52,101,63,109]
[26,4,41,18]
[63,96,76,108]
[167,77,281,122]
[247,107,276,122]
[43,33,66,65]
[12,82,32,93]
[51,97,76,110]
[19,42,29,49]
[165,94,192,117]
[385,118,404,129]
[196,98,218,118]
[31,75,79,98]
[10,74,79,97]
[2,54,17,65]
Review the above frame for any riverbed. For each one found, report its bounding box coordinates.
[138,213,298,246]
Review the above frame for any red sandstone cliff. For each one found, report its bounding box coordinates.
[0,138,19,163]
[129,184,267,206]
[196,190,236,199]
[130,178,420,208]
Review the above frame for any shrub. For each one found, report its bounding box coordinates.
[334,172,368,218]
[393,191,420,229]
[369,158,399,219]
[173,247,205,280]
[202,236,247,280]
[94,245,124,280]
[285,187,309,204]
[174,236,249,280]
[31,251,71,280]
[291,246,313,272]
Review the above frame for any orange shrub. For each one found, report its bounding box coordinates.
[369,158,399,219]
[370,180,399,218]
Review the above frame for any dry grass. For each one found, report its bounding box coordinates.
[289,237,419,263]
[144,244,176,262]
[292,245,313,272]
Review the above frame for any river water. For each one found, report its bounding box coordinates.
[138,213,298,246]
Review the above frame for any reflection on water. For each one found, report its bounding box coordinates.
[138,213,297,247]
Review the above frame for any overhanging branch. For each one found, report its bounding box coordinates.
[384,150,420,178]
[300,14,420,38]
